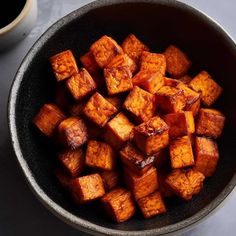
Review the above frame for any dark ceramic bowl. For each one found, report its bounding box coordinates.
[8,0,236,235]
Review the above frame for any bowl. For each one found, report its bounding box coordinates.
[8,0,236,235]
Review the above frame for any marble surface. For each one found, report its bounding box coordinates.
[0,0,236,235]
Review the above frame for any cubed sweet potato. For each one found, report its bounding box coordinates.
[196,108,225,139]
[100,170,120,191]
[189,71,223,106]
[33,103,66,137]
[85,140,116,171]
[58,148,85,177]
[58,117,88,149]
[133,116,169,155]
[104,113,135,149]
[156,86,186,113]
[169,136,195,169]
[163,111,195,139]
[124,166,158,199]
[71,173,105,203]
[66,68,97,101]
[80,51,100,74]
[90,35,123,68]
[120,142,155,175]
[166,169,205,200]
[123,86,156,123]
[164,45,191,78]
[140,51,166,75]
[54,168,73,189]
[49,50,78,81]
[133,70,164,94]
[83,92,117,127]
[158,171,174,198]
[105,96,123,109]
[164,77,182,87]
[194,137,219,177]
[137,191,166,218]
[101,187,136,223]
[104,66,133,95]
[122,34,149,65]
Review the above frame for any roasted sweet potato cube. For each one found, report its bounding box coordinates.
[83,92,117,127]
[137,191,166,218]
[101,188,136,223]
[120,143,155,175]
[66,68,97,100]
[123,86,156,123]
[140,52,166,75]
[90,35,123,68]
[124,167,158,200]
[105,96,123,109]
[58,148,85,177]
[164,45,191,78]
[104,113,135,149]
[133,116,169,155]
[163,111,195,139]
[164,77,182,87]
[58,117,88,149]
[33,103,66,137]
[179,75,192,84]
[189,71,223,106]
[104,66,133,95]
[196,108,225,139]
[71,173,105,203]
[169,136,194,169]
[80,51,100,74]
[194,137,219,177]
[85,140,116,171]
[158,171,173,198]
[106,53,137,74]
[54,168,73,189]
[49,50,78,81]
[156,86,186,113]
[122,34,149,64]
[100,170,120,191]
[133,70,164,94]
[166,169,205,200]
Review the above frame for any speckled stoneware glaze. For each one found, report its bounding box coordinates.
[8,0,236,235]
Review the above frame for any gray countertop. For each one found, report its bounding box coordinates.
[0,0,235,235]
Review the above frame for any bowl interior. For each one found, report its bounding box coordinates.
[11,0,236,234]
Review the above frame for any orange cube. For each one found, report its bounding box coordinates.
[85,140,116,171]
[164,45,191,78]
[49,50,78,81]
[104,66,133,95]
[105,96,123,109]
[120,142,155,175]
[189,71,223,106]
[104,112,135,149]
[123,86,156,123]
[163,111,195,139]
[158,171,173,198]
[58,148,85,177]
[179,75,192,84]
[169,136,195,169]
[156,86,186,113]
[90,35,123,68]
[164,77,182,87]
[137,191,166,218]
[106,53,137,74]
[101,187,136,223]
[80,51,100,74]
[83,92,117,127]
[124,166,158,199]
[194,137,219,177]
[196,108,225,139]
[66,68,97,100]
[140,51,166,75]
[133,70,164,94]
[33,103,66,137]
[71,173,105,203]
[54,168,73,189]
[100,170,120,191]
[58,117,88,149]
[133,116,169,155]
[166,169,205,200]
[122,34,149,64]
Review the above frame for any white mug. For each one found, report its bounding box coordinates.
[0,0,37,50]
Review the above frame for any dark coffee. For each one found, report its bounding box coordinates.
[0,0,26,29]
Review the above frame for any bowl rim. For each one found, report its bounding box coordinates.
[8,0,236,235]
